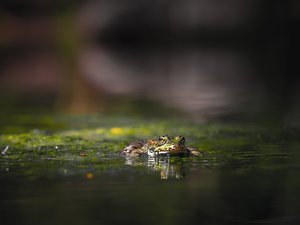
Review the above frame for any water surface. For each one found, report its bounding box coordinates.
[1,115,300,225]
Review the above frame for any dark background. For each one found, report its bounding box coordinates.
[0,0,299,122]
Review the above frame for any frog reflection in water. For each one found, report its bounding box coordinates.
[124,154,186,179]
[148,156,185,179]
[121,135,200,157]
[121,135,200,179]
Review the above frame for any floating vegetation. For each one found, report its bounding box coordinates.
[0,114,299,172]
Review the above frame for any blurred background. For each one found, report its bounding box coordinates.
[0,0,299,122]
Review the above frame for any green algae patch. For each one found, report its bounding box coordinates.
[1,116,299,172]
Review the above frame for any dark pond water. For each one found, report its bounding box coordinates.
[1,115,300,225]
[1,155,300,225]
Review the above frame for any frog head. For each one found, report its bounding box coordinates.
[149,135,187,156]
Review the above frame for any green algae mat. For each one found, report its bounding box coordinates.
[1,113,300,225]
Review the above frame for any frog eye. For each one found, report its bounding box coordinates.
[158,136,165,141]
[180,136,185,145]
[158,136,167,144]
[174,136,185,144]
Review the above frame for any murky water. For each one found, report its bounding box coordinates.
[0,112,300,225]
[1,133,300,225]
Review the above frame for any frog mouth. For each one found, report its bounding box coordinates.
[148,149,170,157]
[156,151,169,155]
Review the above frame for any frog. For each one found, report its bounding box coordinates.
[121,135,200,157]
